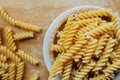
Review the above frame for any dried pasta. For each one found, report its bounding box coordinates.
[74,61,95,79]
[93,38,116,72]
[0,6,41,32]
[14,31,34,41]
[50,45,65,53]
[94,34,110,57]
[49,9,120,80]
[8,64,16,80]
[0,45,21,63]
[0,61,8,70]
[4,27,17,51]
[15,62,24,80]
[76,9,112,20]
[17,50,39,65]
[82,38,98,63]
[85,23,113,37]
[62,60,73,80]
[0,54,7,62]
[0,6,16,26]
[15,20,41,32]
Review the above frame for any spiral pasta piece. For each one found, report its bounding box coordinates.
[76,9,112,20]
[0,68,6,75]
[58,35,87,63]
[90,74,114,80]
[15,62,24,80]
[4,27,17,51]
[15,20,41,32]
[73,52,84,62]
[95,34,110,56]
[62,23,79,49]
[14,31,34,41]
[49,63,63,80]
[111,14,120,41]
[16,50,39,65]
[8,64,16,80]
[0,54,7,62]
[112,44,120,58]
[74,61,95,79]
[77,18,102,27]
[1,73,8,80]
[0,45,21,63]
[85,23,113,37]
[103,60,120,76]
[0,6,16,26]
[0,61,8,70]
[62,60,73,80]
[49,35,87,79]
[79,22,98,34]
[50,45,65,53]
[93,38,116,72]
[30,73,39,80]
[82,38,98,63]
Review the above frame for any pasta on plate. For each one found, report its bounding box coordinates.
[49,9,120,80]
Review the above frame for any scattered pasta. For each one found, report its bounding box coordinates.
[49,9,120,80]
[0,6,40,80]
[14,31,34,41]
[17,50,40,65]
[0,6,41,32]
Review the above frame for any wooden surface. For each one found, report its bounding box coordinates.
[0,0,120,80]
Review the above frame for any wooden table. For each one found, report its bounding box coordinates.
[0,0,120,80]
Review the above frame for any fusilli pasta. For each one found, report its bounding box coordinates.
[30,73,39,80]
[4,27,17,51]
[0,45,21,63]
[14,31,34,41]
[16,50,39,65]
[16,62,24,80]
[8,64,16,80]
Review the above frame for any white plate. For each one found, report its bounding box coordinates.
[43,5,119,80]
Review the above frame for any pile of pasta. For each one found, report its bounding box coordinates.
[0,6,41,80]
[49,9,120,80]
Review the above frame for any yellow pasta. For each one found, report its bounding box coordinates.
[49,9,120,80]
[111,13,120,41]
[4,27,17,51]
[62,60,73,80]
[8,64,16,80]
[73,52,84,62]
[15,62,24,80]
[0,6,41,33]
[85,23,113,37]
[15,20,41,32]
[14,31,34,41]
[103,60,120,76]
[0,6,16,26]
[50,45,65,53]
[1,73,8,80]
[74,61,95,79]
[30,73,39,80]
[0,45,21,63]
[89,74,114,80]
[94,34,110,56]
[16,50,39,65]
[62,23,79,50]
[93,38,116,72]
[76,9,112,20]
[58,36,87,63]
[0,61,8,70]
[82,38,98,63]
[78,22,98,34]
[0,54,7,62]
[0,68,6,75]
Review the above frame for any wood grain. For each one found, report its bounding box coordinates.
[0,0,120,80]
